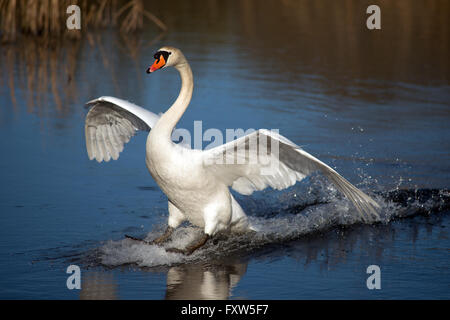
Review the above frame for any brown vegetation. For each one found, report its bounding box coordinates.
[0,0,167,42]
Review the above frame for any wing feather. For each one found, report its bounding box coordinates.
[95,126,107,162]
[101,125,114,161]
[110,125,124,153]
[104,124,119,160]
[85,125,96,160]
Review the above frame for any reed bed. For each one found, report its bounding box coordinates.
[0,0,167,113]
[0,0,167,42]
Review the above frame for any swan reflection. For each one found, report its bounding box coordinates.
[78,261,247,300]
[165,262,247,300]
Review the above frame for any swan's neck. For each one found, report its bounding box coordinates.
[158,63,193,139]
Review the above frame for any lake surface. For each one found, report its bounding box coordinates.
[0,0,449,299]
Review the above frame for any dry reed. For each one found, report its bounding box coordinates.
[0,0,167,42]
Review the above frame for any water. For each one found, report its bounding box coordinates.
[0,0,449,299]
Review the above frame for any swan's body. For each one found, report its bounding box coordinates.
[85,46,380,254]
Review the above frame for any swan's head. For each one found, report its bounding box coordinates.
[146,46,186,73]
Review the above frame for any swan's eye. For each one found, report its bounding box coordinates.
[153,51,171,64]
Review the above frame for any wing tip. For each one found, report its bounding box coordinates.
[85,99,98,107]
[324,171,381,223]
[352,189,381,223]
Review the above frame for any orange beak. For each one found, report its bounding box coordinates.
[147,55,166,73]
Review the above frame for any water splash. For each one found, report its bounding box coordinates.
[97,182,449,268]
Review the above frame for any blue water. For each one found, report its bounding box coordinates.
[0,0,449,299]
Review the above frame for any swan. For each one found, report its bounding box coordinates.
[84,46,380,255]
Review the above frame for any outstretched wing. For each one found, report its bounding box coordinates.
[84,96,160,162]
[202,129,380,221]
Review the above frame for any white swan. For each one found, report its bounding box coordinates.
[84,46,380,254]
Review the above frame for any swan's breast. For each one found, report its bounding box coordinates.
[145,131,232,228]
[146,132,214,192]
